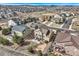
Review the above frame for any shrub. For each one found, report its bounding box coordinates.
[44,40,49,44]
[12,34,24,45]
[23,19,27,24]
[2,28,11,35]
[0,27,2,30]
[0,37,10,45]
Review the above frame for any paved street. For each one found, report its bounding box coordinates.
[62,17,73,29]
[39,23,79,33]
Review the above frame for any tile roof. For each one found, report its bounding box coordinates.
[55,31,71,43]
[55,31,79,49]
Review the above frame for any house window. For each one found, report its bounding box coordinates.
[46,30,50,36]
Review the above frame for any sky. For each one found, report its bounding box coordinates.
[0,0,79,3]
[0,0,79,6]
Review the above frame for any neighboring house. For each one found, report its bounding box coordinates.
[26,22,38,30]
[34,28,54,41]
[4,25,34,42]
[11,18,22,25]
[8,20,17,27]
[1,14,8,19]
[53,31,79,56]
[34,29,43,40]
[54,14,64,24]
[60,12,73,17]
[12,25,33,38]
[12,25,26,37]
[41,13,54,21]
[8,18,22,27]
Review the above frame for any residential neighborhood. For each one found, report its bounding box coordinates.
[0,4,79,56]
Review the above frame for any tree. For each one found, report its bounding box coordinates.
[22,19,27,24]
[0,27,2,30]
[35,25,38,29]
[2,28,11,35]
[26,17,39,23]
[12,34,24,45]
[44,40,48,44]
[0,37,10,45]
[26,17,32,22]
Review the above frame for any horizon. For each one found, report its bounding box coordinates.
[1,3,79,6]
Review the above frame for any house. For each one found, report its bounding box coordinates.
[8,20,17,27]
[54,14,64,24]
[26,22,38,30]
[34,28,54,41]
[53,31,79,56]
[34,29,43,40]
[8,18,22,27]
[11,18,22,25]
[11,25,26,37]
[41,13,54,21]
[11,25,33,38]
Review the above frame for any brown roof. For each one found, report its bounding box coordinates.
[71,35,79,49]
[55,31,79,49]
[55,31,71,43]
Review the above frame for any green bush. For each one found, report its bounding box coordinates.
[0,37,10,45]
[0,27,2,30]
[12,34,24,45]
[2,28,11,35]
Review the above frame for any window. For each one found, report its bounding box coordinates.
[46,30,50,36]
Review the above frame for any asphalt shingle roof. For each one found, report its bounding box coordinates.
[12,25,26,32]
